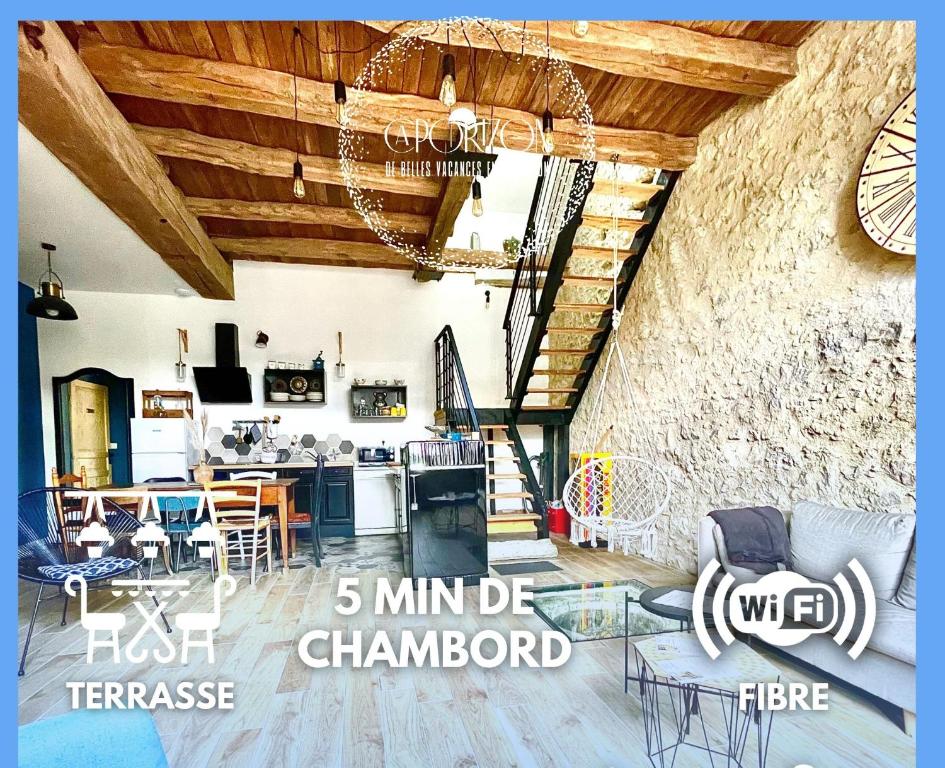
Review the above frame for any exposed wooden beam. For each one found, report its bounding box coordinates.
[185,197,430,233]
[134,124,440,198]
[80,42,697,168]
[213,236,505,271]
[366,21,797,97]
[18,22,233,299]
[426,175,473,254]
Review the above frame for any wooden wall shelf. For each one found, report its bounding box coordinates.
[350,384,407,419]
[263,368,326,406]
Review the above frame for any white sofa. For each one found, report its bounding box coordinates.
[697,501,916,732]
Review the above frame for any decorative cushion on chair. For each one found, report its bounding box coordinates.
[38,556,138,582]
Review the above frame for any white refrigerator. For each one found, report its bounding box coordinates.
[130,418,196,482]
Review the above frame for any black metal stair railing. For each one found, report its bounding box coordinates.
[502,156,597,411]
[434,325,480,434]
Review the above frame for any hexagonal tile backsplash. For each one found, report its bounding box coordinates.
[204,428,358,464]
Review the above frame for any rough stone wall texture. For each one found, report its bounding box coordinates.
[570,21,916,574]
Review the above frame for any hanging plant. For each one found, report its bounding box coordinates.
[503,236,521,256]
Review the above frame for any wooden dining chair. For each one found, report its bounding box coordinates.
[203,481,272,585]
[50,466,90,560]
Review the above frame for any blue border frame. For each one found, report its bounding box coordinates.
[6,5,941,766]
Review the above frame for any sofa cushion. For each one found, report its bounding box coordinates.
[894,541,917,610]
[791,501,915,600]
[868,599,916,665]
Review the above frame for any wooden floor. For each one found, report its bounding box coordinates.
[18,535,915,768]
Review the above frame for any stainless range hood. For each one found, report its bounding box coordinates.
[193,323,253,403]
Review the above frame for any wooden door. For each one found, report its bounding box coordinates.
[69,380,111,488]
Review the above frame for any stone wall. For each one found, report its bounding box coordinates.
[571,21,916,573]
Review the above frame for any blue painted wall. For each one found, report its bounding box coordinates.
[18,282,44,493]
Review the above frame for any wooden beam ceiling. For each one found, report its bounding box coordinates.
[366,21,797,97]
[426,175,473,255]
[79,41,698,168]
[133,124,441,198]
[213,236,505,271]
[18,22,234,299]
[185,197,430,233]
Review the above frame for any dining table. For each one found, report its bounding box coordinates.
[101,478,299,576]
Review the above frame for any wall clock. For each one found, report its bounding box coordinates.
[857,89,916,255]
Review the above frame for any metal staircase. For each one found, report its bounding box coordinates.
[432,157,679,545]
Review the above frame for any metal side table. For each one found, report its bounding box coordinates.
[631,632,781,768]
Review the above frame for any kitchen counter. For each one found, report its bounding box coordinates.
[192,460,355,469]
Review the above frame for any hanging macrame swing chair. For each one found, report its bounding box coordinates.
[562,162,670,558]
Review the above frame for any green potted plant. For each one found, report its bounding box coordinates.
[503,236,521,256]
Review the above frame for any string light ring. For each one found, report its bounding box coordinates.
[338,17,596,270]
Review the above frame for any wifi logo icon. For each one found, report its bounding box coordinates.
[692,559,877,660]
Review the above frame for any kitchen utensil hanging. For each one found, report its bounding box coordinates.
[336,331,346,378]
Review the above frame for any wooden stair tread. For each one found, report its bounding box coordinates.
[554,302,613,312]
[521,405,572,411]
[485,439,514,445]
[570,246,636,261]
[487,491,533,500]
[539,348,594,355]
[545,326,604,334]
[487,455,521,462]
[532,369,586,376]
[479,424,508,430]
[488,512,541,521]
[580,214,647,231]
[527,387,578,393]
[561,275,618,285]
[488,472,526,480]
[590,179,664,202]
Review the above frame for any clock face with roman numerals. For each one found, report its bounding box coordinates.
[857,89,916,256]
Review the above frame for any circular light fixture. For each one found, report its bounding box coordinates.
[26,243,78,321]
[338,17,596,271]
[572,21,589,38]
[174,287,194,297]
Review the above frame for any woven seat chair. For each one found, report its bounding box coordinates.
[17,487,169,676]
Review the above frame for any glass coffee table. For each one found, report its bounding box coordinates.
[527,579,680,642]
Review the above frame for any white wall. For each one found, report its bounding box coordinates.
[37,261,510,471]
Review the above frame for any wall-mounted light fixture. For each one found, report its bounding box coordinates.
[26,243,78,321]
[255,331,269,348]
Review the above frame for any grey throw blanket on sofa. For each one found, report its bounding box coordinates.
[708,506,792,574]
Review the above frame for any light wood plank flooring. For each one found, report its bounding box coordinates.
[18,535,915,767]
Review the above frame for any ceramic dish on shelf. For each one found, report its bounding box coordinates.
[353,378,366,385]
[289,375,309,394]
[289,394,306,402]
[394,379,405,386]
[375,379,388,386]
[270,378,288,393]
[269,393,289,402]
[306,392,324,402]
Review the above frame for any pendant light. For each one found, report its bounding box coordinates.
[176,328,189,382]
[291,26,305,199]
[471,179,483,217]
[333,23,348,125]
[439,27,457,108]
[541,22,555,155]
[27,243,78,321]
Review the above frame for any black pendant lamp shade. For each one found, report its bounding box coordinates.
[27,243,77,321]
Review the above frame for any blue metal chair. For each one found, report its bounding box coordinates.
[143,477,200,572]
[310,455,325,567]
[17,487,169,676]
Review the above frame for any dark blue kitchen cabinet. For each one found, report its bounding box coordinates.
[321,466,355,538]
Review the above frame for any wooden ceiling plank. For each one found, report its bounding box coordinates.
[365,20,797,97]
[186,197,430,233]
[134,124,441,198]
[426,175,473,255]
[79,40,698,168]
[18,22,233,299]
